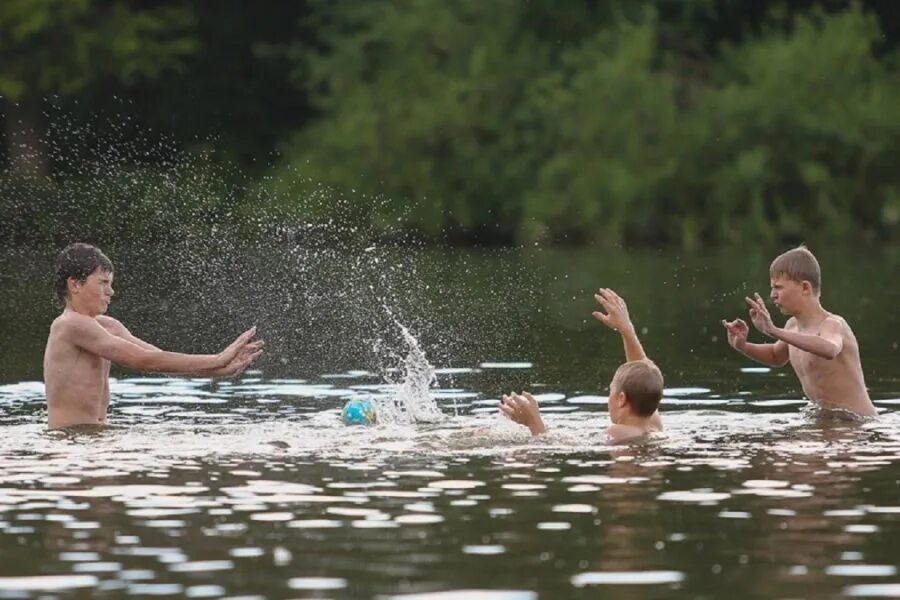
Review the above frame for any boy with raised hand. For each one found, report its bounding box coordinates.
[500,288,664,444]
[44,243,264,429]
[722,245,876,417]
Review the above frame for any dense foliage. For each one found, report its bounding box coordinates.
[1,1,898,247]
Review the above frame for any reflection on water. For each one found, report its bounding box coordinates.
[1,369,900,598]
[0,243,898,597]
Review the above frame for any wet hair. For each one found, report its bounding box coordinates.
[610,359,664,417]
[769,245,821,293]
[54,243,113,302]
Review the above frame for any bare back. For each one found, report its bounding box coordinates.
[43,312,112,429]
[785,314,875,416]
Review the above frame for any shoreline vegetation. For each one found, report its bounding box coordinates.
[1,2,899,249]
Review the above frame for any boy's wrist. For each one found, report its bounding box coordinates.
[618,323,636,337]
[529,418,547,435]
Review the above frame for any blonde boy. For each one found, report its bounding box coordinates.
[500,288,663,444]
[722,245,876,417]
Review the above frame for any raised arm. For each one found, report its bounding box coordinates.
[97,316,160,351]
[592,288,646,362]
[721,317,790,367]
[64,315,256,374]
[96,316,263,377]
[745,294,842,360]
[592,288,663,426]
[772,320,842,359]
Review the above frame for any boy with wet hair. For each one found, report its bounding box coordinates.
[44,242,263,429]
[722,245,876,417]
[500,288,664,444]
[53,242,115,302]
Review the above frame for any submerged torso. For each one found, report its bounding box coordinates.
[43,313,111,429]
[787,315,875,417]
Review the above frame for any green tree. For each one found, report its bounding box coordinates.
[696,4,900,244]
[273,0,566,241]
[0,0,196,176]
[269,0,900,247]
[523,12,681,245]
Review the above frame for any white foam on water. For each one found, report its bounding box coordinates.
[826,565,896,577]
[571,571,684,586]
[288,577,347,590]
[380,591,536,600]
[844,584,900,597]
[375,317,444,425]
[0,575,98,591]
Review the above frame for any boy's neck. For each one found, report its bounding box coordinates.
[791,299,829,328]
[64,300,95,318]
[614,411,657,431]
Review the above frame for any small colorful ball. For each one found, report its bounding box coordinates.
[342,396,378,425]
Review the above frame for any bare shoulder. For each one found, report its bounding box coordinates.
[53,312,107,340]
[606,424,643,444]
[824,312,849,326]
[52,311,90,333]
[96,315,127,335]
[783,316,799,330]
[822,313,852,333]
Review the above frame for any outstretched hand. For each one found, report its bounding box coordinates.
[745,293,777,337]
[499,391,546,435]
[721,317,749,350]
[592,288,634,333]
[220,326,258,366]
[220,338,264,378]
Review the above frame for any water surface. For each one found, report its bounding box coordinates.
[0,243,897,598]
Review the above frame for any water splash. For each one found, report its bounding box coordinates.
[0,104,539,391]
[375,315,444,425]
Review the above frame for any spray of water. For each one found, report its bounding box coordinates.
[1,102,541,395]
[374,313,444,425]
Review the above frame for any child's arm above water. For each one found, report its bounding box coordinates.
[593,288,663,426]
[500,392,547,435]
[721,317,790,367]
[592,288,646,362]
[97,316,264,377]
[721,313,789,368]
[745,294,843,360]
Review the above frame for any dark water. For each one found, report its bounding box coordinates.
[0,242,898,599]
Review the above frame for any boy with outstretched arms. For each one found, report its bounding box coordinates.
[722,245,876,417]
[44,243,264,429]
[500,288,664,444]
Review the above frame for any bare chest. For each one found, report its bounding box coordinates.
[789,345,821,378]
[787,338,849,392]
[45,338,111,396]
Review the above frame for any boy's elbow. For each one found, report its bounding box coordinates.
[821,342,841,360]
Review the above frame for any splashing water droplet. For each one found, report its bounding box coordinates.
[375,313,443,425]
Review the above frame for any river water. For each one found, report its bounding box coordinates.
[0,242,897,598]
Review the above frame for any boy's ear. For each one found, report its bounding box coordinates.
[800,280,813,295]
[615,391,628,409]
[67,276,81,296]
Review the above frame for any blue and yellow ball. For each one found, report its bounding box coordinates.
[342,396,378,426]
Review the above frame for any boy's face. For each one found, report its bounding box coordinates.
[769,275,809,315]
[69,268,114,315]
